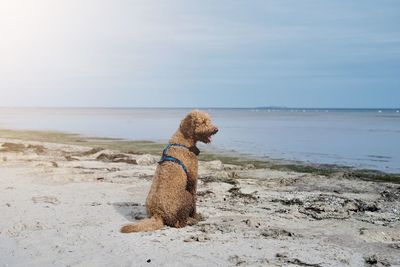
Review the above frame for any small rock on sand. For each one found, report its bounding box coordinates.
[32,196,60,205]
[381,189,400,202]
[51,161,59,167]
[136,154,158,166]
[243,218,261,228]
[364,254,391,267]
[203,160,224,171]
[388,243,400,249]
[183,234,209,242]
[261,228,295,239]
[65,155,80,161]
[244,164,255,169]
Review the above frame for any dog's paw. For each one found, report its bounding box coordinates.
[187,213,205,226]
[187,217,199,226]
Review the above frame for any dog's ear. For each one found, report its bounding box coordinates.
[180,112,195,137]
[180,110,201,137]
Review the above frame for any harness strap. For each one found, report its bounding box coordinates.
[158,144,190,176]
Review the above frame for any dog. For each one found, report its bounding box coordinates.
[120,110,218,233]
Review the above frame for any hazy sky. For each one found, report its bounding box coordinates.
[1,0,399,108]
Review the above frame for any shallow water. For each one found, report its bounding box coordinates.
[0,107,399,173]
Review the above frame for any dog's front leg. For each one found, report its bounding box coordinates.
[186,178,203,225]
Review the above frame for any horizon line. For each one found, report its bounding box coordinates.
[0,106,400,110]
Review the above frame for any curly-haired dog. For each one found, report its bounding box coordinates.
[120,110,218,233]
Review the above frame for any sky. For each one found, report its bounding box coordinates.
[0,0,399,108]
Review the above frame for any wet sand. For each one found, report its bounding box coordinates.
[0,134,399,266]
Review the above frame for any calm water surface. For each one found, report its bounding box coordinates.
[0,107,399,173]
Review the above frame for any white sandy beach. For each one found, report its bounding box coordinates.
[0,137,399,267]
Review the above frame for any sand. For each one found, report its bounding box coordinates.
[0,137,399,267]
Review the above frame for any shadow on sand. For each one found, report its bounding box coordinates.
[113,202,147,222]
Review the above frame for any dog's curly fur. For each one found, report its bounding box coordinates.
[120,110,218,233]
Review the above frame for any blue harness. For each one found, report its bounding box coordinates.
[158,144,189,176]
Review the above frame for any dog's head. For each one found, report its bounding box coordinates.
[180,110,218,143]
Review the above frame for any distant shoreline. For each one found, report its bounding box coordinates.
[1,106,400,111]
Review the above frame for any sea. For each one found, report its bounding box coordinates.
[0,107,399,173]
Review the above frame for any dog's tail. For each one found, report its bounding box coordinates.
[120,216,164,233]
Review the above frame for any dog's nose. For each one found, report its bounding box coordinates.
[213,127,219,134]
